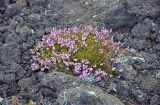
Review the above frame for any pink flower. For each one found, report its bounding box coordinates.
[95,77,101,82]
[31,63,39,71]
[74,63,82,74]
[43,58,51,65]
[31,26,127,82]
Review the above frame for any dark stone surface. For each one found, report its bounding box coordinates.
[154,43,160,51]
[0,0,160,105]
[0,0,6,8]
[156,35,160,43]
[4,4,22,18]
[131,22,151,39]
[0,44,21,65]
[150,95,160,105]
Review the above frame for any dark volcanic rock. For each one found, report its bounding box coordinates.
[16,0,27,7]
[156,35,160,43]
[129,81,148,104]
[0,0,160,105]
[16,26,32,36]
[0,44,21,65]
[129,39,149,50]
[131,22,151,39]
[4,4,22,18]
[150,95,160,105]
[154,43,160,51]
[136,76,159,92]
[5,32,25,44]
[0,69,16,83]
[0,0,6,8]
[27,0,46,7]
[44,0,160,29]
[55,87,125,105]
[0,26,10,33]
[38,71,125,105]
[113,33,124,42]
[28,13,41,23]
[10,63,27,78]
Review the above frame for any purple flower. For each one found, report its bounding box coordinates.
[43,58,51,65]
[82,69,90,77]
[31,26,127,82]
[74,63,82,74]
[95,77,101,82]
[31,63,39,71]
[60,53,70,60]
[71,27,79,33]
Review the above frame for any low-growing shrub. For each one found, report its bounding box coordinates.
[31,26,129,81]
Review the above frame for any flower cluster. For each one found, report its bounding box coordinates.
[31,26,129,81]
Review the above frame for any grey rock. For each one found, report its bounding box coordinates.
[114,54,147,80]
[143,18,154,30]
[136,76,158,92]
[16,26,32,36]
[18,76,39,93]
[126,0,159,17]
[81,73,95,83]
[156,71,160,79]
[0,44,21,65]
[45,0,160,29]
[22,38,35,50]
[18,78,32,88]
[129,81,148,104]
[113,33,124,42]
[154,43,160,51]
[10,63,27,78]
[4,4,22,18]
[129,39,148,50]
[9,20,19,29]
[37,71,124,105]
[0,36,3,43]
[0,26,10,33]
[27,0,46,7]
[54,87,125,105]
[156,35,160,43]
[0,73,16,83]
[150,95,160,105]
[0,97,4,105]
[150,33,157,41]
[16,0,27,7]
[38,71,80,90]
[28,13,41,23]
[13,16,24,24]
[118,63,137,80]
[45,27,52,34]
[0,71,5,82]
[34,29,45,38]
[155,0,160,5]
[5,33,24,44]
[0,0,6,8]
[7,0,16,4]
[131,88,148,104]
[31,6,45,13]
[41,87,57,98]
[40,99,52,105]
[131,22,150,39]
[108,82,118,92]
[21,8,31,15]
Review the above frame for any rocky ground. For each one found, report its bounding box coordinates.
[0,0,160,105]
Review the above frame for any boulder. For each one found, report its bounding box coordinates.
[37,71,125,105]
[0,44,21,65]
[45,0,160,29]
